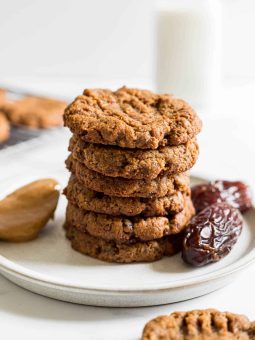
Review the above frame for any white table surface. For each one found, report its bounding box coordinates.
[1,81,255,340]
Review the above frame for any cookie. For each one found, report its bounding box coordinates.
[142,309,254,340]
[249,322,255,338]
[2,96,67,128]
[0,88,6,104]
[69,136,199,179]
[64,176,188,217]
[65,196,194,243]
[66,156,190,198]
[65,222,184,263]
[0,113,10,142]
[64,87,202,149]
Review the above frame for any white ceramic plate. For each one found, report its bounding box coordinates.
[0,176,254,307]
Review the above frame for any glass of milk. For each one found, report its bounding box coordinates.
[156,0,222,112]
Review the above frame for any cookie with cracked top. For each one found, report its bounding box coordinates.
[65,196,194,243]
[66,156,190,198]
[65,223,184,263]
[64,87,202,149]
[64,176,188,217]
[142,309,255,340]
[69,135,199,179]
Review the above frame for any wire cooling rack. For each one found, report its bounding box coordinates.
[0,127,50,150]
[0,85,70,151]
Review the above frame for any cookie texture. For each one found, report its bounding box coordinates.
[64,87,202,149]
[70,136,199,179]
[66,156,190,198]
[2,96,67,128]
[65,223,184,263]
[65,196,194,243]
[64,176,188,217]
[0,113,10,142]
[142,309,254,340]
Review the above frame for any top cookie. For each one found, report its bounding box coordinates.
[64,87,202,149]
[142,309,254,340]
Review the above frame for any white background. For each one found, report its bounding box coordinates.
[0,0,255,87]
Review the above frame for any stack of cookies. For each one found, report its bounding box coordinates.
[63,87,202,263]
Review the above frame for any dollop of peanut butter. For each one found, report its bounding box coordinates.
[0,178,60,242]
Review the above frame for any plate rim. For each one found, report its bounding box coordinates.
[0,201,255,293]
[0,246,255,293]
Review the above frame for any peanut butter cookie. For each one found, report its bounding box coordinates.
[64,87,202,149]
[0,88,6,104]
[65,196,194,243]
[66,156,190,198]
[65,223,184,263]
[64,176,188,217]
[3,96,67,128]
[142,309,255,340]
[69,136,199,179]
[0,113,10,142]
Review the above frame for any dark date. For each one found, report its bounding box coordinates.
[192,180,252,214]
[182,203,243,267]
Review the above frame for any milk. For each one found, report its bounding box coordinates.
[156,0,222,111]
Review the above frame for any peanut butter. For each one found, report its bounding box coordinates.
[0,178,60,242]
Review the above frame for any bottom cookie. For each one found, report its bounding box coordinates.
[142,309,255,340]
[65,223,184,263]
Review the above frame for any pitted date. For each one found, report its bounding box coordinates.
[182,203,243,267]
[192,180,252,214]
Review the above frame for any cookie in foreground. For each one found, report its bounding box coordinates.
[142,309,255,339]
